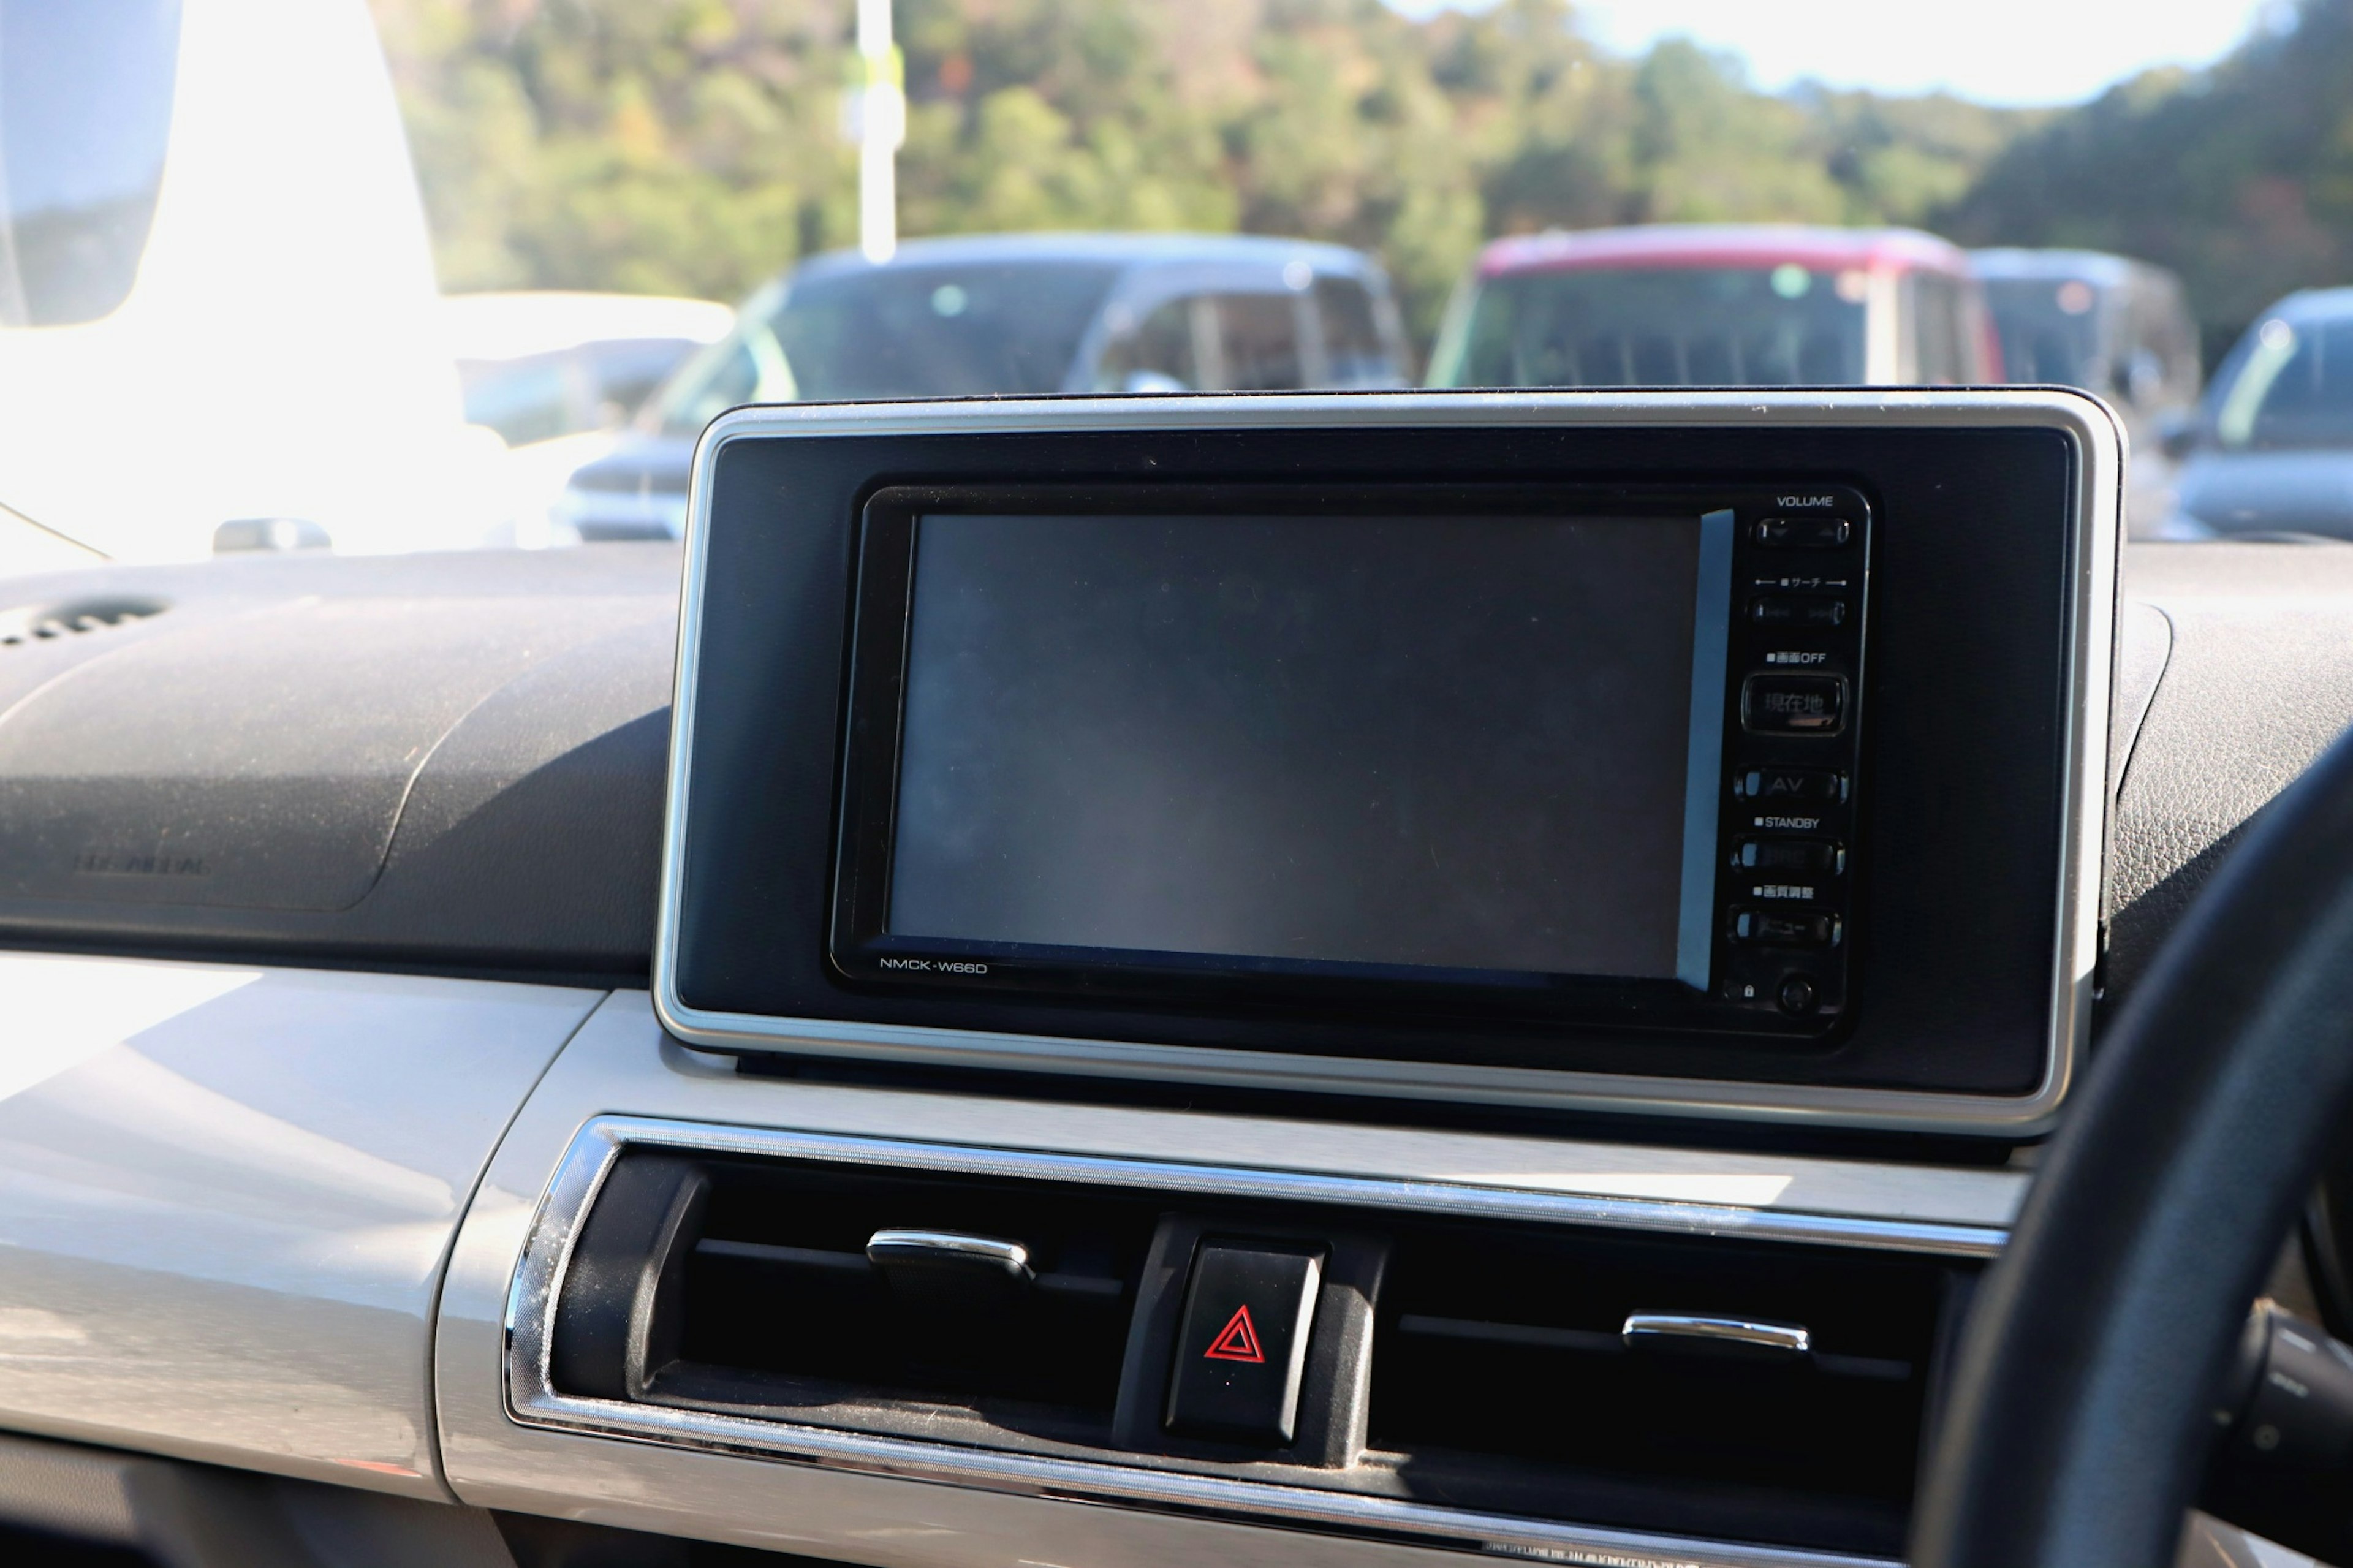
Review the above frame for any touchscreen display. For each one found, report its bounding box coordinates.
[884,511,1734,987]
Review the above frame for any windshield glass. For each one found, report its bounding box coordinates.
[1437,266,1869,388]
[657,260,1123,433]
[0,0,2315,558]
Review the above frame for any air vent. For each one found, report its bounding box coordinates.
[534,1134,1974,1559]
[0,595,167,648]
[551,1151,1161,1452]
[1365,1219,1957,1553]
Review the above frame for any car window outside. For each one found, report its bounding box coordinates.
[2216,314,2353,449]
[1095,297,1207,392]
[460,354,575,447]
[657,333,776,437]
[1985,278,2103,387]
[1315,278,1394,386]
[1444,267,1868,388]
[1214,293,1306,391]
[772,260,1123,400]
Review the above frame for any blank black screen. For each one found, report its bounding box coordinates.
[885,513,1700,979]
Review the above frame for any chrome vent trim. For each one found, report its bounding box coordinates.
[504,1116,1988,1568]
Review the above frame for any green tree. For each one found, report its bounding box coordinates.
[370,0,2043,352]
[1941,0,2353,352]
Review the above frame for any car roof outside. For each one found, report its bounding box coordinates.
[1976,246,2146,286]
[1477,223,1972,281]
[1968,247,2184,294]
[786,230,1385,288]
[2257,286,2353,322]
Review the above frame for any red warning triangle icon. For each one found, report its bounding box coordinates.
[1203,1303,1265,1363]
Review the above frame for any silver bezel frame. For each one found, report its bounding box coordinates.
[651,390,2123,1135]
[506,1116,1996,1568]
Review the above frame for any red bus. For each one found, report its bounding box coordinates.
[1428,224,2001,389]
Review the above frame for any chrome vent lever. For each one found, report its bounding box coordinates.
[866,1229,1035,1282]
[1622,1312,1813,1359]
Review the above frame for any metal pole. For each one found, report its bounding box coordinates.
[855,0,902,263]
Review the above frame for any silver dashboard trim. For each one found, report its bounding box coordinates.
[517,1115,2007,1260]
[506,1115,1957,1568]
[651,389,2123,1134]
[0,952,604,1500]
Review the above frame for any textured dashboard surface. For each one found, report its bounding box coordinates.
[0,547,678,979]
[2105,543,2353,1000]
[0,538,2341,1026]
[0,952,596,1496]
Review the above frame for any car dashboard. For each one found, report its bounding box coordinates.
[0,390,2341,1568]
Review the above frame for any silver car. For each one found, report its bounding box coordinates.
[557,232,1411,541]
[2165,287,2353,539]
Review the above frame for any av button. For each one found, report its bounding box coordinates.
[1735,767,1846,804]
[1742,673,1847,735]
[1165,1241,1322,1445]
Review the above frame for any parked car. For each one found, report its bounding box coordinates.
[445,291,734,448]
[1973,248,2200,534]
[1426,224,2001,389]
[555,232,1411,540]
[443,291,733,546]
[2164,288,2353,540]
[0,0,502,561]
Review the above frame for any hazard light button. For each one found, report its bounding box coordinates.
[1164,1240,1323,1444]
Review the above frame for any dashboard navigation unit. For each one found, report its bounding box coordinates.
[656,392,2120,1133]
[832,483,1870,1036]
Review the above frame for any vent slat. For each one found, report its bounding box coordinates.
[1395,1313,1624,1354]
[694,1238,867,1271]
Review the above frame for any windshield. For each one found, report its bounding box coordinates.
[0,0,2316,557]
[656,260,1123,433]
[1983,277,2104,387]
[1436,266,1869,388]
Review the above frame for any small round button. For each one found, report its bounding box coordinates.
[1777,975,1817,1016]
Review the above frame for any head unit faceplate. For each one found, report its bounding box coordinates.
[830,480,1871,1039]
[653,390,2120,1134]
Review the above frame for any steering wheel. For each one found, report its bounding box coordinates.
[1912,727,2353,1567]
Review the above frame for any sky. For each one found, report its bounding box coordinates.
[1382,0,2284,106]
